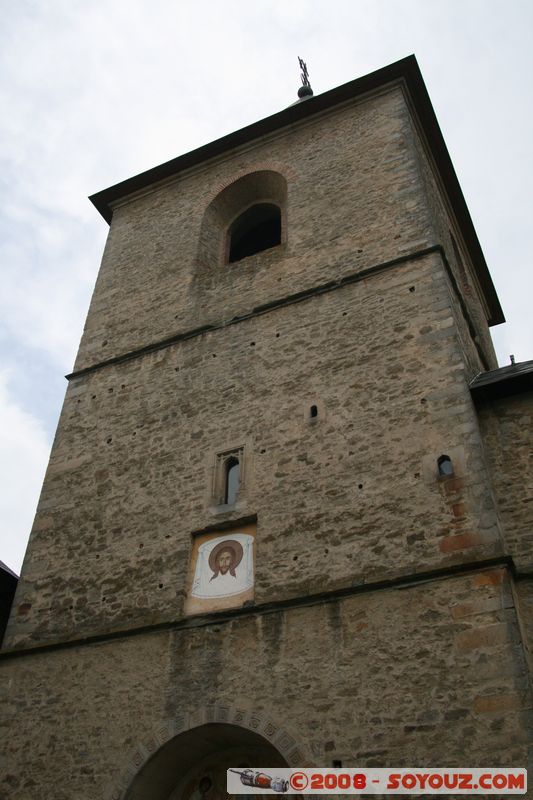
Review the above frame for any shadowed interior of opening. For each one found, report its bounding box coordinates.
[123,722,288,800]
[228,203,281,262]
[438,454,454,476]
[225,457,240,505]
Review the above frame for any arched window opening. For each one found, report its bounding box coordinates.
[228,203,281,263]
[438,454,454,477]
[197,170,287,269]
[310,404,318,418]
[225,457,240,505]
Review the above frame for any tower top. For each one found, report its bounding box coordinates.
[88,55,503,326]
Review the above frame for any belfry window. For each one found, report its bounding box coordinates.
[225,456,240,505]
[197,170,287,268]
[228,203,281,263]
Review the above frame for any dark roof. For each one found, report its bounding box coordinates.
[0,560,18,581]
[89,55,504,326]
[470,359,533,402]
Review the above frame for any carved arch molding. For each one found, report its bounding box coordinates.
[103,702,315,800]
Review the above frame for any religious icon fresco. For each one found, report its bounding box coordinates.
[185,524,256,615]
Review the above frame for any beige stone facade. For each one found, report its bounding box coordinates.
[1,57,532,799]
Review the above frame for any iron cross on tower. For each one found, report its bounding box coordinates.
[297,57,313,99]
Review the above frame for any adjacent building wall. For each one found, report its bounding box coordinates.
[476,391,533,570]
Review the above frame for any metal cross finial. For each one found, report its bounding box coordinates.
[298,57,311,88]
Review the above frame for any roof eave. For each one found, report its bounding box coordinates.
[89,56,418,223]
[470,360,533,402]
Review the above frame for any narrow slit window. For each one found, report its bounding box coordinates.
[228,203,281,263]
[310,404,318,418]
[225,457,240,505]
[438,455,454,477]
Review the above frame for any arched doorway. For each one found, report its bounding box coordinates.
[124,723,288,800]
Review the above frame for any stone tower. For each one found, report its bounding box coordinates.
[2,56,532,799]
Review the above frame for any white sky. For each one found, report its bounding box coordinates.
[1,0,532,573]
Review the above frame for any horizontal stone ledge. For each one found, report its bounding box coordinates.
[0,555,515,661]
[66,245,443,380]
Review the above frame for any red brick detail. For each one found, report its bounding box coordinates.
[439,531,483,553]
[474,693,523,713]
[474,569,505,587]
[200,161,298,211]
[452,502,466,518]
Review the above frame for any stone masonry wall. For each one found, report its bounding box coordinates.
[477,392,533,570]
[1,567,530,800]
[73,86,437,372]
[406,108,499,376]
[6,250,504,648]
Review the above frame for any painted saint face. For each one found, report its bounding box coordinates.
[189,533,254,605]
[217,550,233,575]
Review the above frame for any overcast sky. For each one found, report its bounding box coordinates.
[1,0,532,574]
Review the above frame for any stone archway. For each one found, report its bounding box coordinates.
[104,704,312,800]
[125,722,287,800]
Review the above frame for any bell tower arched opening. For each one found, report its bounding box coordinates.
[227,203,282,263]
[196,170,287,269]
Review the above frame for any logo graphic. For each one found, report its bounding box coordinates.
[229,769,289,793]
